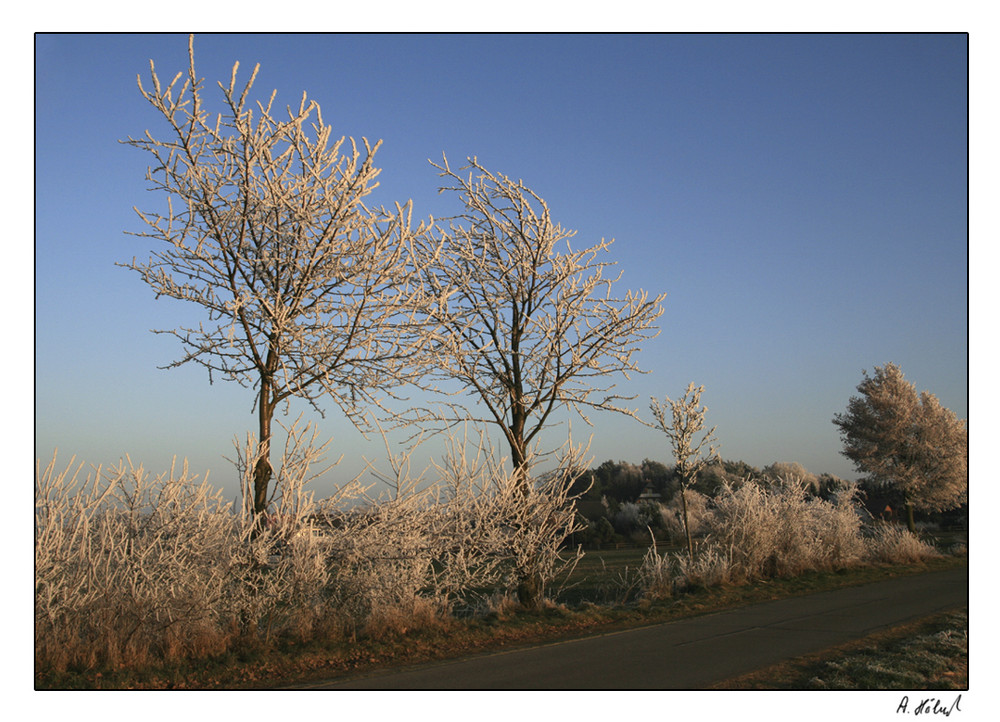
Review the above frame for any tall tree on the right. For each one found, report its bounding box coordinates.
[833,363,967,532]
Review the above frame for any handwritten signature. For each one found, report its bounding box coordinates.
[897,695,963,716]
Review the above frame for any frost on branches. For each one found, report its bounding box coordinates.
[650,382,719,560]
[833,363,968,532]
[120,36,438,514]
[415,155,665,470]
[413,155,663,606]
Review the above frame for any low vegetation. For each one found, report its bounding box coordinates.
[35,423,588,684]
[35,428,965,690]
[635,478,940,598]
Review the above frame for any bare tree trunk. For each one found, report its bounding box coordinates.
[253,340,280,517]
[516,574,542,611]
[510,443,528,491]
[508,402,528,490]
[509,421,544,611]
[253,381,274,516]
[680,485,694,562]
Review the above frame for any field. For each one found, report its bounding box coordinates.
[555,545,661,605]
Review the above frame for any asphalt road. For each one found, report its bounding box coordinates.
[296,565,968,690]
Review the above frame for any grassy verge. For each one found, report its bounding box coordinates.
[714,606,968,690]
[36,555,965,690]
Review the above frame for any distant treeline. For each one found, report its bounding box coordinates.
[570,459,849,504]
[569,458,967,532]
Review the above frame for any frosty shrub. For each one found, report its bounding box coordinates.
[494,465,587,608]
[698,477,867,581]
[637,534,733,599]
[639,475,946,597]
[762,461,820,495]
[35,421,378,672]
[671,544,735,590]
[428,431,588,611]
[36,418,594,673]
[612,500,661,537]
[637,538,676,600]
[35,453,243,672]
[865,523,941,564]
[424,434,512,605]
[225,420,375,642]
[612,500,641,534]
[658,489,715,546]
[320,489,441,637]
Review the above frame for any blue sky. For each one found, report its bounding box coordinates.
[35,32,969,501]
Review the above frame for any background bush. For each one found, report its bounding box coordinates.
[637,474,944,599]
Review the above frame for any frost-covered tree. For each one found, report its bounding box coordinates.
[913,392,969,511]
[833,363,967,532]
[418,155,666,481]
[417,155,665,607]
[650,383,719,560]
[120,36,434,515]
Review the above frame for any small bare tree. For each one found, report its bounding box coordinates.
[416,155,665,607]
[120,36,434,515]
[650,383,719,560]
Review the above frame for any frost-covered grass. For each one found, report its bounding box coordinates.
[865,522,944,564]
[717,608,968,690]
